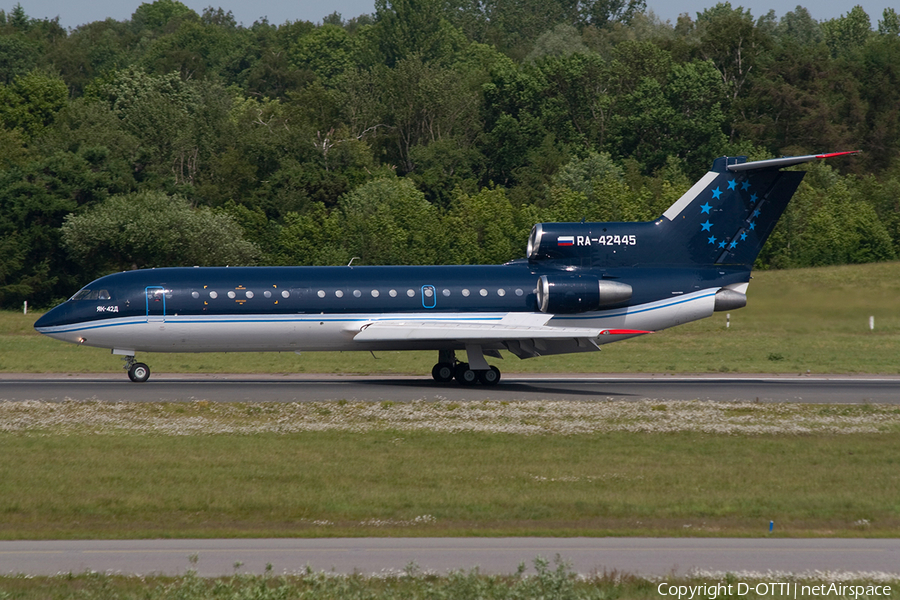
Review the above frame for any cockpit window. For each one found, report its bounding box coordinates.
[71,289,112,301]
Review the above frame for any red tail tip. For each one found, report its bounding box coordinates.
[815,150,861,159]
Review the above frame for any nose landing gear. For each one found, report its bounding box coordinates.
[123,355,151,383]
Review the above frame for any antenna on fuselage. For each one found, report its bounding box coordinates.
[348,257,360,266]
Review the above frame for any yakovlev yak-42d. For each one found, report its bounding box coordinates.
[35,151,858,384]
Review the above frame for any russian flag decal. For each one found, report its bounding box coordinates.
[557,236,575,246]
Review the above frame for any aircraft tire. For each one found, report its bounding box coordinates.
[128,362,150,383]
[478,366,501,386]
[454,363,477,385]
[431,362,455,383]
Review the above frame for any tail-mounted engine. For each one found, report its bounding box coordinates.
[527,223,590,262]
[536,275,632,313]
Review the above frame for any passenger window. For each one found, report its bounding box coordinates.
[264,291,272,298]
[210,291,218,299]
[281,290,289,298]
[192,291,200,299]
[335,290,344,298]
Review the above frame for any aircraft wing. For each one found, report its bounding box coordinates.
[352,315,651,343]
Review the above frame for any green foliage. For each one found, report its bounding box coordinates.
[822,6,872,57]
[61,191,260,274]
[337,177,446,265]
[289,24,359,82]
[0,33,40,84]
[0,1,899,307]
[445,186,521,264]
[0,70,68,139]
[525,24,590,62]
[879,8,900,35]
[759,164,897,268]
[131,0,198,35]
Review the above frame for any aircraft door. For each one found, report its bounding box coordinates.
[421,285,436,309]
[145,286,166,322]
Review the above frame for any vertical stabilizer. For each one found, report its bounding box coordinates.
[527,152,859,270]
[656,152,859,267]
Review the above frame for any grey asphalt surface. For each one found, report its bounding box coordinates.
[2,538,899,577]
[2,373,900,403]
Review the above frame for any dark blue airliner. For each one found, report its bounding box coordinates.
[35,151,857,384]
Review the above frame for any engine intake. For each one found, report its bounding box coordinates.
[537,275,632,313]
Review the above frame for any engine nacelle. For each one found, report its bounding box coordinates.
[536,275,632,313]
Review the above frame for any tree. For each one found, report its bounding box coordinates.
[878,8,900,35]
[0,34,40,84]
[337,177,446,265]
[0,70,68,140]
[371,0,465,66]
[526,24,590,62]
[774,6,823,46]
[131,0,198,36]
[822,6,872,57]
[694,2,772,103]
[579,0,647,29]
[289,24,358,83]
[444,186,521,264]
[61,190,260,274]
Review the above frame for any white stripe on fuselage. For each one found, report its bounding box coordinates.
[35,289,718,353]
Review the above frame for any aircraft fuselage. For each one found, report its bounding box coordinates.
[35,263,747,354]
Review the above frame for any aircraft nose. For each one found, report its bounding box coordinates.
[34,302,73,331]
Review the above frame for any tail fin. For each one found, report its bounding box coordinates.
[527,151,859,269]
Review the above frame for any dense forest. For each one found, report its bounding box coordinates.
[1,0,900,308]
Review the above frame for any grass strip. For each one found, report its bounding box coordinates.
[0,563,898,599]
[0,400,898,538]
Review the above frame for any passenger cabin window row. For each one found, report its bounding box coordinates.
[311,288,526,299]
[189,287,526,301]
[194,290,290,300]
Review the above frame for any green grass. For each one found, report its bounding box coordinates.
[1,569,896,600]
[0,559,898,600]
[0,427,898,539]
[5,262,900,374]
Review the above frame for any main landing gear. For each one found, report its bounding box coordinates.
[123,355,151,383]
[431,348,501,386]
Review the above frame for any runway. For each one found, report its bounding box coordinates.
[1,373,900,403]
[2,538,899,577]
[3,374,898,579]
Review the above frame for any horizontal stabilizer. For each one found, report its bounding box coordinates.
[726,151,860,172]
